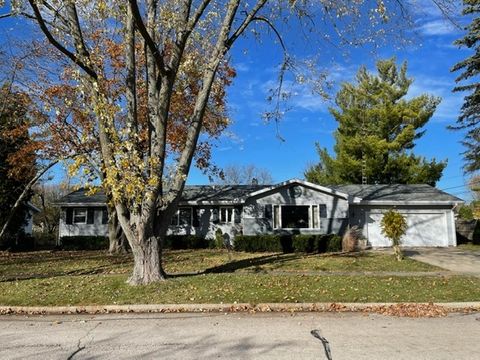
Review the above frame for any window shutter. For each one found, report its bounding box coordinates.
[66,208,73,225]
[102,208,108,224]
[319,204,327,218]
[264,204,272,220]
[212,207,219,224]
[192,208,200,227]
[87,208,95,224]
[234,206,241,223]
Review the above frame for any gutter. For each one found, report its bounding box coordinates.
[351,200,465,206]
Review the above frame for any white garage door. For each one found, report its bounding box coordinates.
[366,211,449,247]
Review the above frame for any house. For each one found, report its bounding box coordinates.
[56,179,464,247]
[23,203,41,235]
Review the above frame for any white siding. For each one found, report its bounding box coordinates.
[364,208,455,247]
[59,208,108,240]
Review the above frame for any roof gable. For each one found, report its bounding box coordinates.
[247,179,350,200]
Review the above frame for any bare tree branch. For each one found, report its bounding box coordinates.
[27,0,98,80]
[128,0,167,75]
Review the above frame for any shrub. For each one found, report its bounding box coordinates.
[234,235,285,252]
[342,226,364,252]
[380,209,407,261]
[164,235,209,250]
[60,236,108,250]
[325,234,342,253]
[234,234,342,254]
[0,233,35,251]
[473,221,480,245]
[33,233,57,250]
[292,235,316,253]
[214,228,224,249]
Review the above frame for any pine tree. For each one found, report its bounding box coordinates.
[451,0,480,173]
[305,58,446,186]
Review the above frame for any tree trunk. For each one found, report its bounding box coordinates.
[128,235,166,285]
[108,206,128,254]
[393,244,403,261]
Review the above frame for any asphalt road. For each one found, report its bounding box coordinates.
[1,312,479,359]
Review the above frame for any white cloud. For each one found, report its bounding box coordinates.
[234,62,250,72]
[418,19,459,36]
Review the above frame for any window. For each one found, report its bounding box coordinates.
[271,204,324,229]
[73,209,87,224]
[281,205,309,228]
[179,208,192,226]
[219,207,233,223]
[171,208,192,226]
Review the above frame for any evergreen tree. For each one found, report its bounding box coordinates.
[305,59,446,186]
[451,0,480,173]
[0,84,35,243]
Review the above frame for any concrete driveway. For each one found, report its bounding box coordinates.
[404,247,480,275]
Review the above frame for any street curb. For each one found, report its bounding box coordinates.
[1,302,479,315]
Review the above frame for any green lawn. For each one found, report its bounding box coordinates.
[0,273,478,306]
[0,249,440,280]
[458,243,480,252]
[0,249,477,306]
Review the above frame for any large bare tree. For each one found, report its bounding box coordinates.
[4,0,454,284]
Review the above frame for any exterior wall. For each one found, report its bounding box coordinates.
[22,210,34,235]
[349,204,457,247]
[243,184,349,236]
[59,207,108,240]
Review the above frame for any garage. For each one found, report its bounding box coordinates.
[366,211,450,247]
[334,184,462,248]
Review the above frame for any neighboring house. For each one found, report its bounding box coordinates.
[24,203,41,235]
[56,179,463,247]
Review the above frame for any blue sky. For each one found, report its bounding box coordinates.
[0,1,474,201]
[188,2,473,201]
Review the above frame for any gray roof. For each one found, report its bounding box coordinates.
[181,185,270,202]
[332,184,463,203]
[57,184,271,205]
[57,189,107,205]
[57,182,463,206]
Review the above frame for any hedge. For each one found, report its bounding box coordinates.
[234,234,342,253]
[234,235,285,252]
[0,234,35,251]
[60,236,108,250]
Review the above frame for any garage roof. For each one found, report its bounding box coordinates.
[332,184,464,204]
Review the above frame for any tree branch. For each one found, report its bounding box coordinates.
[166,0,242,206]
[65,2,92,63]
[0,160,59,241]
[128,0,167,75]
[27,0,97,80]
[226,0,267,46]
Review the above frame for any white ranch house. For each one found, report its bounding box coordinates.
[56,179,463,247]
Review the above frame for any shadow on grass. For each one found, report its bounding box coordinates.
[168,251,371,278]
[402,249,421,257]
[0,251,133,283]
[166,254,301,278]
